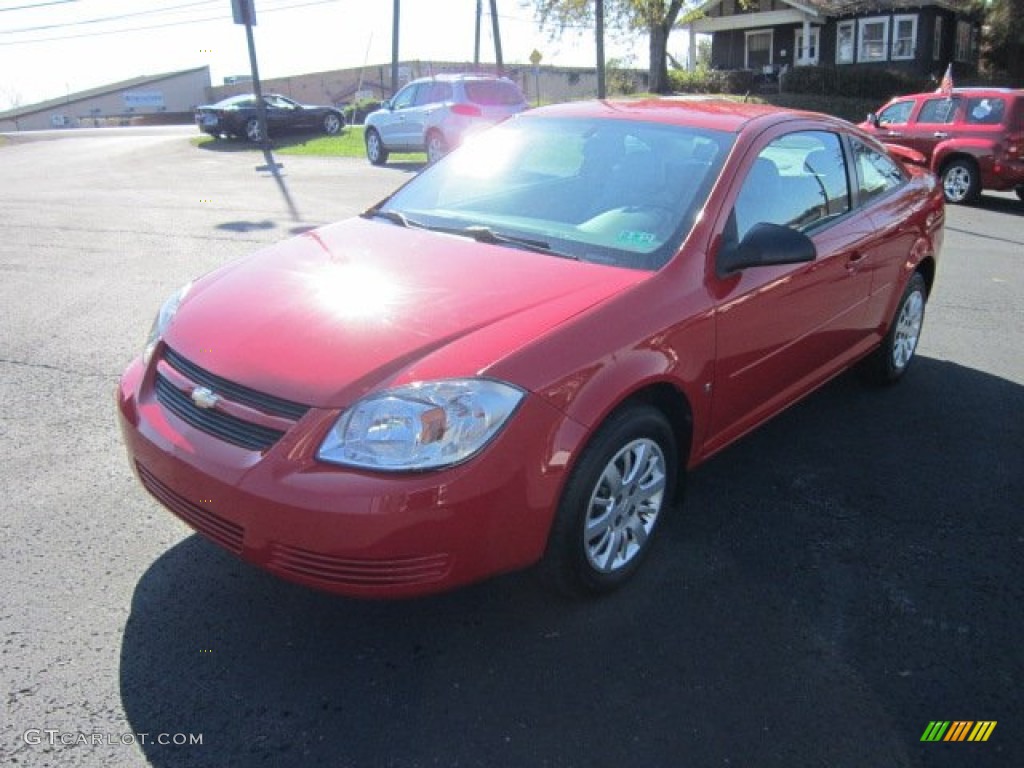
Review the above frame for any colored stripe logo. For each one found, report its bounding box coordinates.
[921,721,997,742]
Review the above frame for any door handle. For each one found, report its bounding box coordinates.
[846,252,867,271]
[933,131,948,139]
[886,131,903,138]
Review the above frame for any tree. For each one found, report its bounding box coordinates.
[533,0,690,94]
[982,0,1024,80]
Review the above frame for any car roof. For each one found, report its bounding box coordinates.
[409,73,513,84]
[892,87,1024,100]
[523,97,826,134]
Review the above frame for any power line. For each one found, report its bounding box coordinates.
[0,0,79,12]
[0,0,220,35]
[0,0,340,46]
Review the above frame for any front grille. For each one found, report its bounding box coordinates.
[155,374,285,451]
[155,347,312,451]
[136,462,244,554]
[163,347,310,420]
[268,543,451,588]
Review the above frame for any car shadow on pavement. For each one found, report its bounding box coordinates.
[119,358,1023,768]
[975,193,1023,217]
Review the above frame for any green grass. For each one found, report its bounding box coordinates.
[193,125,423,162]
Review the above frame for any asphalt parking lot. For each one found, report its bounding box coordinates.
[1,125,1021,768]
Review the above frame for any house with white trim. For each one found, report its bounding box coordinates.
[684,0,980,79]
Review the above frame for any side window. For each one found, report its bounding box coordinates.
[853,139,905,203]
[391,84,419,110]
[733,131,851,241]
[416,83,451,106]
[965,97,1006,125]
[917,97,960,124]
[878,101,914,126]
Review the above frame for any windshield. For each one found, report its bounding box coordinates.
[378,116,733,270]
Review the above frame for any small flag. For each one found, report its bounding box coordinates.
[937,63,954,96]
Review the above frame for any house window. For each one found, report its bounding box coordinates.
[933,17,943,61]
[858,17,889,62]
[893,14,917,60]
[745,30,773,71]
[794,28,820,65]
[955,20,973,62]
[836,21,855,65]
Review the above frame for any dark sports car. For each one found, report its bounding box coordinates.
[195,93,345,142]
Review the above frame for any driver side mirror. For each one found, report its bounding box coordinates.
[866,112,880,128]
[717,222,816,277]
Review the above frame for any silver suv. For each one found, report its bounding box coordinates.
[364,74,528,165]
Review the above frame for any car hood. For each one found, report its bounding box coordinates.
[163,217,648,407]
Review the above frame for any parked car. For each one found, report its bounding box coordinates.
[364,74,527,165]
[119,99,943,599]
[195,93,345,142]
[861,87,1024,204]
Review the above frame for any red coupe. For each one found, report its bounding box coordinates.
[118,99,944,598]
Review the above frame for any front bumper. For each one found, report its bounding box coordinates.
[117,356,581,598]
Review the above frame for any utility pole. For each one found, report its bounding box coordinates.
[391,0,400,96]
[489,0,503,73]
[474,0,482,66]
[596,0,606,98]
[232,0,269,148]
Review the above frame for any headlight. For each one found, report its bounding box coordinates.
[143,282,191,364]
[318,379,525,471]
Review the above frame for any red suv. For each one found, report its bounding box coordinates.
[862,87,1024,204]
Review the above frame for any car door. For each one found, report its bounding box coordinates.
[378,83,421,149]
[407,82,449,147]
[871,98,916,143]
[262,95,297,134]
[900,96,963,159]
[705,128,877,453]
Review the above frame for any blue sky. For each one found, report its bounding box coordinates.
[0,0,654,110]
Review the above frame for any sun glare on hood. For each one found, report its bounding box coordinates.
[312,264,403,320]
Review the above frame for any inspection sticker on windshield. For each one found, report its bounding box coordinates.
[617,230,656,246]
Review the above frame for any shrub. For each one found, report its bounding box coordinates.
[781,66,928,101]
[667,67,756,95]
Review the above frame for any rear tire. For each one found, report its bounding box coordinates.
[941,158,980,204]
[861,272,928,385]
[426,131,447,164]
[244,117,262,143]
[541,404,677,596]
[365,128,388,165]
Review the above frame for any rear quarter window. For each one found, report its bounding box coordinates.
[965,97,1007,125]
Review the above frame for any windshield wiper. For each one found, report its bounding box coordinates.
[364,211,577,260]
[364,209,425,229]
[458,226,577,259]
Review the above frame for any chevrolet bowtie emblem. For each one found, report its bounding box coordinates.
[191,386,220,409]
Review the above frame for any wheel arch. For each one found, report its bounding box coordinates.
[561,380,695,506]
[914,254,937,297]
[935,150,980,176]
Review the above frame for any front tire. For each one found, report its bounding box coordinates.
[542,404,677,596]
[365,128,388,165]
[861,272,927,384]
[323,112,344,135]
[941,158,980,204]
